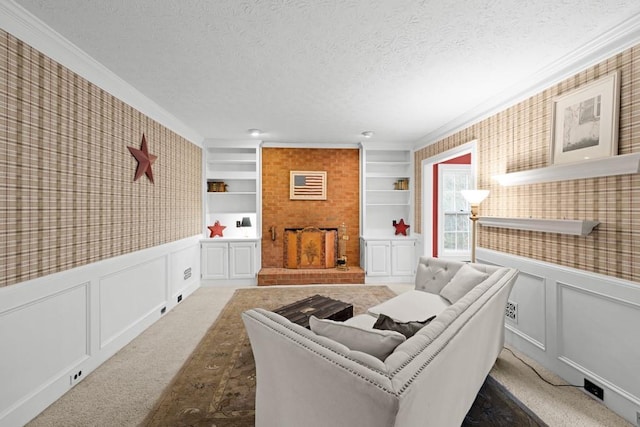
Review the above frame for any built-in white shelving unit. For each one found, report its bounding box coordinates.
[203,141,261,239]
[201,141,261,286]
[493,152,640,186]
[478,217,599,236]
[361,147,412,237]
[360,143,416,283]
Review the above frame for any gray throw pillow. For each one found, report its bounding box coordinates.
[372,314,436,338]
[309,316,406,360]
[439,263,489,303]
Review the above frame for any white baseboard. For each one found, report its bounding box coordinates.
[0,235,201,427]
[478,248,640,425]
[364,276,415,284]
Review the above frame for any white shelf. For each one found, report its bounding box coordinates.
[478,217,600,236]
[207,192,257,195]
[207,171,257,180]
[367,173,410,178]
[493,153,640,186]
[208,159,256,164]
[367,161,411,166]
[366,203,410,207]
[367,190,410,193]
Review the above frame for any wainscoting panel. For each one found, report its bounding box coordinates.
[505,271,546,350]
[0,235,201,427]
[478,248,640,425]
[557,282,640,404]
[0,282,88,422]
[99,257,167,349]
[170,244,201,299]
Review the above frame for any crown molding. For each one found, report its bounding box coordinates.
[414,11,640,150]
[0,0,203,147]
[261,141,360,149]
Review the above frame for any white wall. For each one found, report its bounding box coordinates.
[0,235,201,427]
[478,248,640,425]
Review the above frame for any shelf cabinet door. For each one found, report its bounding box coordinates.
[391,240,415,276]
[229,242,256,279]
[201,242,229,280]
[365,240,391,276]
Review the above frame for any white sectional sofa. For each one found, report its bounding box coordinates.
[242,257,519,427]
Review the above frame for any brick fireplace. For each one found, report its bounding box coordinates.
[258,147,364,285]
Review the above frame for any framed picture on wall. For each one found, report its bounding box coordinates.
[290,171,327,200]
[550,70,620,165]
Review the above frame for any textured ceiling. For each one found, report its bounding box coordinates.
[12,0,640,146]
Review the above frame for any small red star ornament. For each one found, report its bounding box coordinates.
[208,220,226,238]
[128,133,157,183]
[393,219,410,236]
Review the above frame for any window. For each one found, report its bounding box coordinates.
[438,164,472,260]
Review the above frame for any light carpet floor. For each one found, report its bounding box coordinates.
[28,284,631,427]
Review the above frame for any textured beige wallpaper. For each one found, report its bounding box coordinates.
[415,45,640,283]
[1,30,202,288]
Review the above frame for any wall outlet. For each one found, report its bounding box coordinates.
[584,379,604,400]
[177,294,183,303]
[160,306,167,315]
[183,267,192,280]
[505,300,518,323]
[69,370,83,386]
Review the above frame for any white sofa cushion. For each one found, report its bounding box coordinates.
[309,316,405,360]
[367,289,450,323]
[439,263,489,303]
[343,313,378,329]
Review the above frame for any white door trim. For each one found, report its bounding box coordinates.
[421,140,477,258]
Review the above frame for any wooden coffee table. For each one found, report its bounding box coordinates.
[273,294,353,329]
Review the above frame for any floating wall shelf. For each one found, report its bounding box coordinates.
[493,152,640,186]
[478,217,599,236]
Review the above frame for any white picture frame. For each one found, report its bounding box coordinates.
[550,70,620,165]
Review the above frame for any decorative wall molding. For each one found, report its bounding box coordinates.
[0,235,201,427]
[478,248,640,425]
[478,217,600,236]
[0,0,203,146]
[414,12,640,149]
[503,271,547,351]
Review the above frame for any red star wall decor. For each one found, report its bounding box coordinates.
[393,219,410,236]
[208,220,226,238]
[127,133,157,183]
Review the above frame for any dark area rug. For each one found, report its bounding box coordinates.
[143,286,546,426]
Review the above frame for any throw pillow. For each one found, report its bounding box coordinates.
[309,316,406,360]
[372,314,436,339]
[439,263,489,304]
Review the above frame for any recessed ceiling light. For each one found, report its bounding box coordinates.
[248,129,262,137]
[361,131,374,138]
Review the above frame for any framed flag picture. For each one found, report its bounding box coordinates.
[290,171,327,200]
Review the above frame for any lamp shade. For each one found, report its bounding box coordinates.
[241,217,252,227]
[461,189,490,205]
